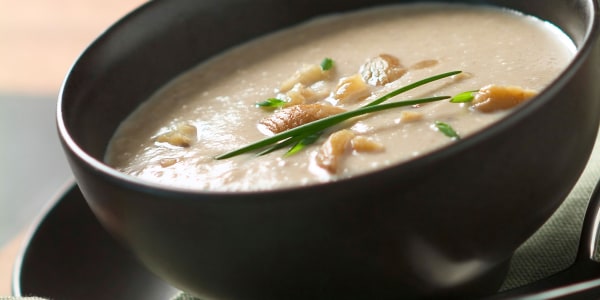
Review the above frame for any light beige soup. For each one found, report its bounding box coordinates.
[105,3,575,191]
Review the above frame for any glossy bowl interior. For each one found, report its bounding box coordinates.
[58,0,600,299]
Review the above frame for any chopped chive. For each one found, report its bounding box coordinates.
[365,70,461,107]
[320,58,334,71]
[216,71,466,160]
[450,90,478,103]
[215,95,450,159]
[285,132,323,157]
[434,121,460,139]
[256,98,287,110]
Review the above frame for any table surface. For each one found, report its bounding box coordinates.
[0,0,146,295]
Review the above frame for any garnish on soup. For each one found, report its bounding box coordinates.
[217,70,463,160]
[105,3,574,191]
[217,61,539,175]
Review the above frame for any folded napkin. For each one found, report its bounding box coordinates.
[6,133,600,300]
[500,129,600,290]
[172,293,200,300]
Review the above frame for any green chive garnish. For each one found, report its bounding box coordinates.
[256,98,287,110]
[216,71,462,160]
[450,90,478,103]
[321,58,334,71]
[434,121,460,139]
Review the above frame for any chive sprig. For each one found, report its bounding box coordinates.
[215,70,463,159]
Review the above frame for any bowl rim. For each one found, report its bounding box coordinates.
[56,0,600,196]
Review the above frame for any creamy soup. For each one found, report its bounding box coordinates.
[105,3,575,191]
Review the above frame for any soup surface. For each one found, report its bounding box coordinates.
[105,3,574,191]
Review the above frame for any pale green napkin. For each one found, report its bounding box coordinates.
[500,129,600,290]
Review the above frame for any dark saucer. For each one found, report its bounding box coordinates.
[12,181,179,300]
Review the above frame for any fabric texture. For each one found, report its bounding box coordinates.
[500,130,600,289]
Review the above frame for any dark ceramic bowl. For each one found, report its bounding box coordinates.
[57,0,600,299]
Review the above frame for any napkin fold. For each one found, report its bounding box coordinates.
[500,129,600,290]
[172,293,201,300]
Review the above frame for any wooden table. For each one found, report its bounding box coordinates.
[0,233,27,295]
[0,0,146,295]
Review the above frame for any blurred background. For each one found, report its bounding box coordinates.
[0,0,146,294]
